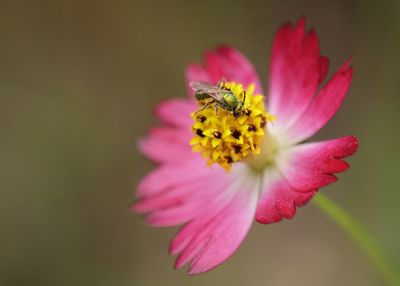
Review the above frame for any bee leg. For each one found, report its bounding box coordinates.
[194,100,215,114]
[241,90,247,103]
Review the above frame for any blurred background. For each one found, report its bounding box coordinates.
[1,0,399,285]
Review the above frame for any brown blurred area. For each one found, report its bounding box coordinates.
[0,0,399,285]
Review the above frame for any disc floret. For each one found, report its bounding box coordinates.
[190,81,275,171]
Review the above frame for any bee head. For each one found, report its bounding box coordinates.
[232,100,246,117]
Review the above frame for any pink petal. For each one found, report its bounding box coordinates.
[268,17,322,128]
[135,162,231,237]
[136,158,211,198]
[318,56,330,84]
[168,176,240,256]
[286,59,353,143]
[256,136,358,224]
[185,64,211,97]
[155,99,197,128]
[170,179,258,275]
[256,171,316,224]
[135,159,258,274]
[278,136,359,192]
[138,126,192,164]
[186,46,263,94]
[135,171,230,226]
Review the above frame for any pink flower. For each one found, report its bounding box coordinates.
[133,18,358,275]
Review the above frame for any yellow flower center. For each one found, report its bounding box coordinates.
[190,81,275,172]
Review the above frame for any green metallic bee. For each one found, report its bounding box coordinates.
[189,79,246,117]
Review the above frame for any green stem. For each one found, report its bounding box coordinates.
[313,193,400,286]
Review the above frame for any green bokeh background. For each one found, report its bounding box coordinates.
[1,0,399,285]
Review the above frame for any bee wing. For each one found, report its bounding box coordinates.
[189,81,232,102]
[205,92,225,102]
[189,81,215,92]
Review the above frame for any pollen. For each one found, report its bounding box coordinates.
[190,80,275,172]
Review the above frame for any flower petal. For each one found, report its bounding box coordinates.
[255,168,316,224]
[170,175,259,275]
[277,136,359,192]
[135,163,258,274]
[285,59,353,143]
[135,170,231,226]
[318,56,330,84]
[136,156,221,197]
[138,126,192,164]
[185,64,211,97]
[268,18,322,129]
[155,99,197,128]
[186,46,263,95]
[256,136,358,224]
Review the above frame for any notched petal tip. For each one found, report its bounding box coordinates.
[339,135,359,157]
[130,200,144,213]
[255,177,318,224]
[215,45,234,55]
[273,21,294,43]
[283,56,355,143]
[340,56,353,74]
[129,199,145,213]
[278,136,358,192]
[187,262,217,276]
[296,15,306,28]
[294,16,306,36]
[318,55,330,84]
[174,257,185,270]
[168,228,185,257]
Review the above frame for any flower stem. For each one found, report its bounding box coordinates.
[313,193,400,286]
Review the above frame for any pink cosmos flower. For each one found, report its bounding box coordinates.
[134,18,358,275]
